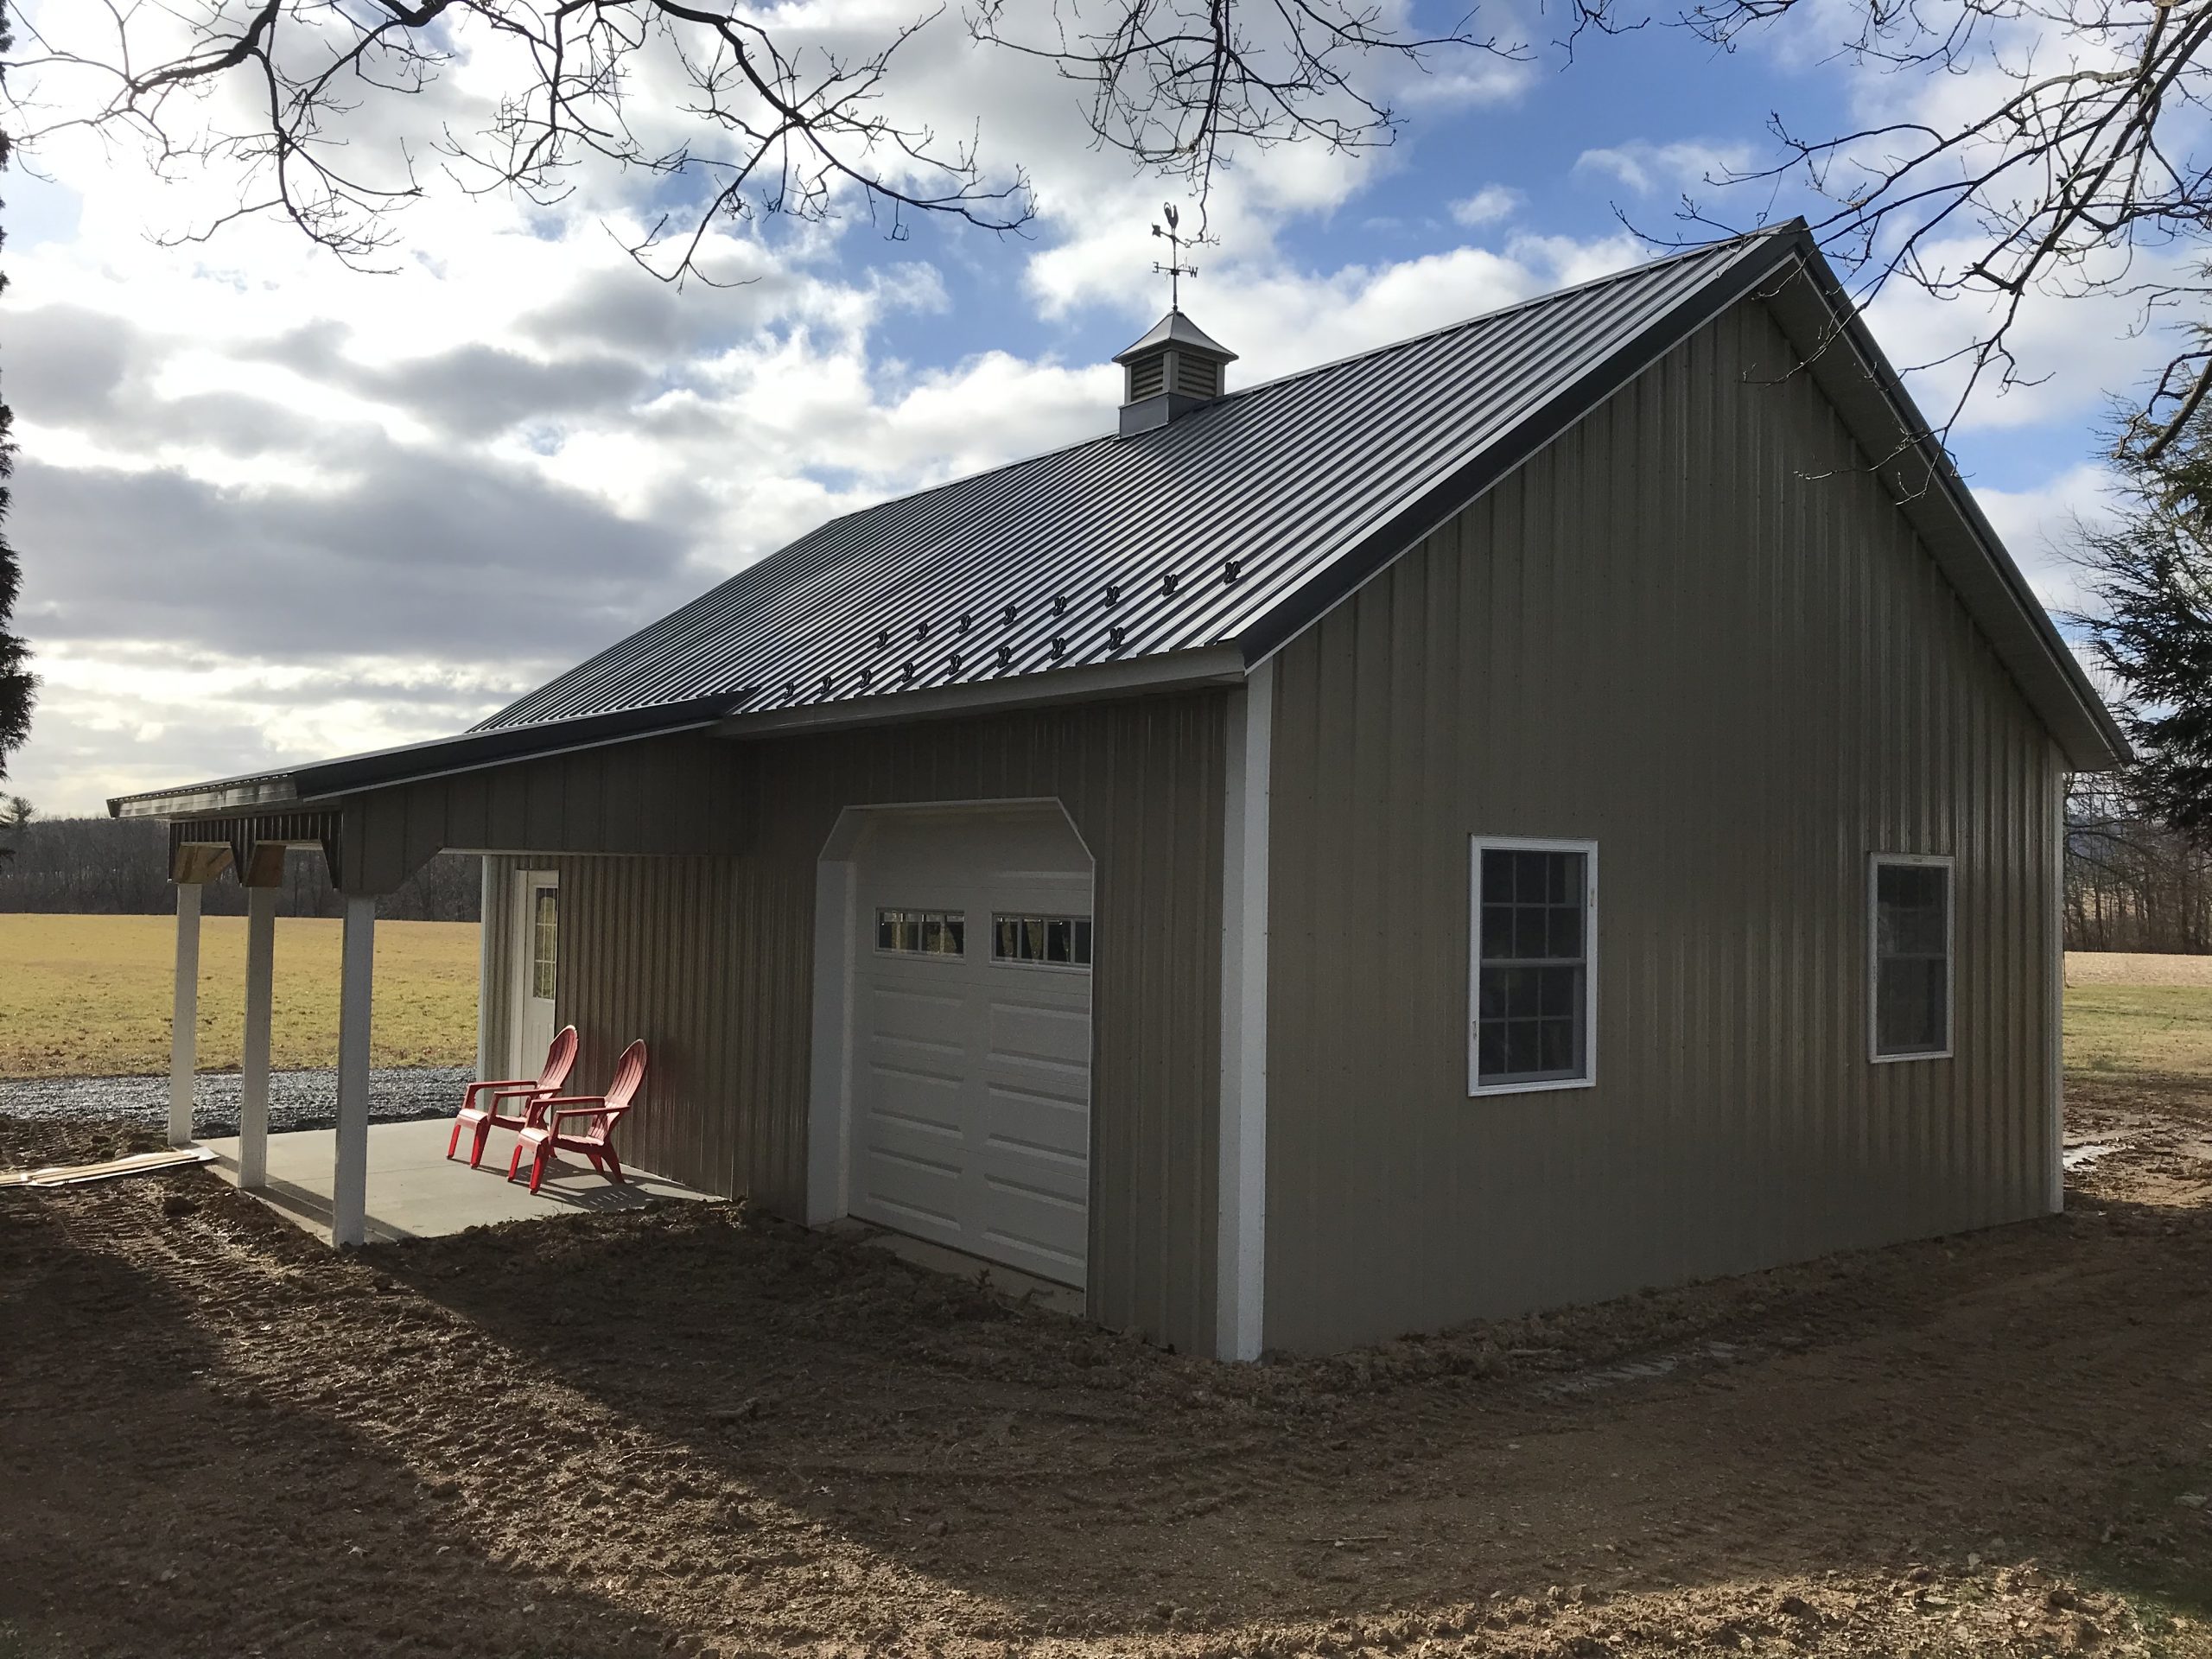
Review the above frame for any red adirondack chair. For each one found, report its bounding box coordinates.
[446,1026,579,1168]
[508,1039,648,1194]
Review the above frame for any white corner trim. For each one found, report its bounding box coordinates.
[805,847,858,1227]
[475,857,498,1084]
[2049,754,2067,1213]
[1217,662,1272,1361]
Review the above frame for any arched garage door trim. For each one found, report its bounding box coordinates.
[806,798,1098,1301]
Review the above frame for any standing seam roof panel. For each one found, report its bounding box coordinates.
[477,236,1786,732]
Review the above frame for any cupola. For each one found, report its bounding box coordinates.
[1114,310,1237,438]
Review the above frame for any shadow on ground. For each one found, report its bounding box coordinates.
[6,1104,2210,1656]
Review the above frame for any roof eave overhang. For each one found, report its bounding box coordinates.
[111,774,305,820]
[710,644,1248,741]
[108,692,742,823]
[110,652,1251,822]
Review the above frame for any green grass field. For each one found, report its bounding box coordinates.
[0,913,479,1079]
[2065,983,2212,1093]
[3,918,2211,1086]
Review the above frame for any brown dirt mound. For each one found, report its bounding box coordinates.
[3,1109,2209,1657]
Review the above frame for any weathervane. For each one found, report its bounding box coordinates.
[1151,203,1198,310]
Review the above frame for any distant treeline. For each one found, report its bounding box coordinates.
[3,800,2210,949]
[2065,778,2212,954]
[0,816,481,921]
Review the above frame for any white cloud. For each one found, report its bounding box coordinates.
[1574,139,1754,197]
[1972,461,2119,619]
[1450,186,1523,227]
[6,0,2134,820]
[2,0,1662,816]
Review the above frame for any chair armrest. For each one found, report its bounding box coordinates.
[462,1077,541,1107]
[548,1099,628,1128]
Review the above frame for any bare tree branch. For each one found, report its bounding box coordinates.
[6,0,1524,280]
[1573,0,2212,448]
[6,0,1046,283]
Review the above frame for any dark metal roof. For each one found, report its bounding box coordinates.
[114,219,2126,818]
[1115,309,1237,363]
[479,228,1801,734]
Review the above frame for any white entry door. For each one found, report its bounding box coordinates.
[849,810,1093,1287]
[510,871,559,1078]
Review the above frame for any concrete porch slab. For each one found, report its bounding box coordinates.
[201,1116,714,1244]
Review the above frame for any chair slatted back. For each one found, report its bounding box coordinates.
[583,1040,649,1142]
[538,1026,581,1093]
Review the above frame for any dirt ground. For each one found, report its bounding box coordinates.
[6,1077,2212,1659]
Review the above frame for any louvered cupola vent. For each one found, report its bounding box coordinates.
[1113,310,1236,438]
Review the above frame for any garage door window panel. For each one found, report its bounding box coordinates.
[993,912,1093,969]
[877,908,966,957]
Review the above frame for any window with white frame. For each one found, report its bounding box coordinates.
[1469,839,1597,1095]
[1870,855,1953,1059]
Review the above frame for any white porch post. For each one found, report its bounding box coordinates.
[239,882,278,1189]
[332,892,377,1247]
[168,881,204,1147]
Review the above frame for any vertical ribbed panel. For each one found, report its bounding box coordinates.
[478,855,522,1077]
[1262,296,2064,1354]
[532,693,1226,1354]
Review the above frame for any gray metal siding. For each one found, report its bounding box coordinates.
[478,855,521,1078]
[340,731,753,893]
[494,693,1224,1353]
[1262,295,2064,1354]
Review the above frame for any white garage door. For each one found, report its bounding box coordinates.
[850,809,1092,1287]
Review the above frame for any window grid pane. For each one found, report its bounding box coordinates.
[992,912,1093,968]
[1475,848,1588,1088]
[530,889,557,1000]
[1873,861,1949,1056]
[876,908,965,957]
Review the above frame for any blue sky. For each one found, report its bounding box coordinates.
[2,0,2137,812]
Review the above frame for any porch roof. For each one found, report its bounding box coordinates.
[109,692,737,819]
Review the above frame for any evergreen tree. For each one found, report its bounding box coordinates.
[2082,414,2212,844]
[0,0,30,783]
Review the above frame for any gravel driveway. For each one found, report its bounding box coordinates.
[0,1066,469,1139]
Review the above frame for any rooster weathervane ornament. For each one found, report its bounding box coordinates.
[1152,204,1198,309]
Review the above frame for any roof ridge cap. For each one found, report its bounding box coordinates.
[1213,224,1801,406]
[734,228,1802,559]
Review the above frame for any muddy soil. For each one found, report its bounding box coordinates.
[3,1092,2209,1659]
